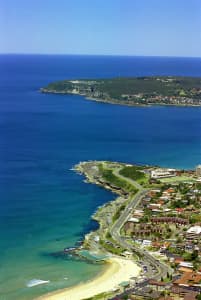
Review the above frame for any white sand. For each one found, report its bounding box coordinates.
[36,257,141,300]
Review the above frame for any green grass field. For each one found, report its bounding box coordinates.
[160,175,195,183]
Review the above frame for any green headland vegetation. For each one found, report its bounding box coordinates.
[41,76,201,106]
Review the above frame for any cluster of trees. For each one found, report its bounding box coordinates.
[45,80,73,91]
[178,182,191,194]
[189,213,201,224]
[119,165,146,183]
[183,250,199,261]
[96,77,201,100]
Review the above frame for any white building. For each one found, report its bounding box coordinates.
[142,240,152,247]
[151,168,176,179]
[179,261,193,269]
[186,226,201,240]
[128,217,140,223]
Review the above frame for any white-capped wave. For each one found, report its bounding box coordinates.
[27,279,50,287]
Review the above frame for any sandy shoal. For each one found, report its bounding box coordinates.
[36,257,141,300]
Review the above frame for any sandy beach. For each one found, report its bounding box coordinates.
[36,257,141,300]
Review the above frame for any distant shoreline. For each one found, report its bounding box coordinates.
[41,88,201,107]
[40,76,201,107]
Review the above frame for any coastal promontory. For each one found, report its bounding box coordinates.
[41,76,201,106]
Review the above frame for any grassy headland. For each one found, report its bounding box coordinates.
[41,76,201,106]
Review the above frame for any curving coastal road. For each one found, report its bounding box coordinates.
[77,161,172,298]
[110,168,171,282]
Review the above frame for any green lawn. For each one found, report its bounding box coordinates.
[160,176,195,183]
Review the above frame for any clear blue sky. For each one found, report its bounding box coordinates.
[0,0,201,57]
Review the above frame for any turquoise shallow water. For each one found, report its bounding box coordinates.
[0,55,201,299]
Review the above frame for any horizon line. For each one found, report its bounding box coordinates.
[0,53,201,59]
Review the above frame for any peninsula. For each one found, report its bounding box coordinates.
[38,161,201,300]
[41,76,201,106]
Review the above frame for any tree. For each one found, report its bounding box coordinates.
[192,250,198,261]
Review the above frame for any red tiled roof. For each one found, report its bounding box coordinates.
[148,279,166,286]
[174,271,201,286]
[174,257,184,264]
[178,267,193,273]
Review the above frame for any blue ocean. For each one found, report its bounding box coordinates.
[0,55,201,299]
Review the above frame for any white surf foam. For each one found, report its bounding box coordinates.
[27,279,50,287]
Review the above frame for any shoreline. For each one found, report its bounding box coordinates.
[37,161,194,300]
[40,89,201,107]
[36,257,140,300]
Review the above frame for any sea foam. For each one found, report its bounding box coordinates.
[27,279,50,287]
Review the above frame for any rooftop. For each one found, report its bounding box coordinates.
[187,226,201,234]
